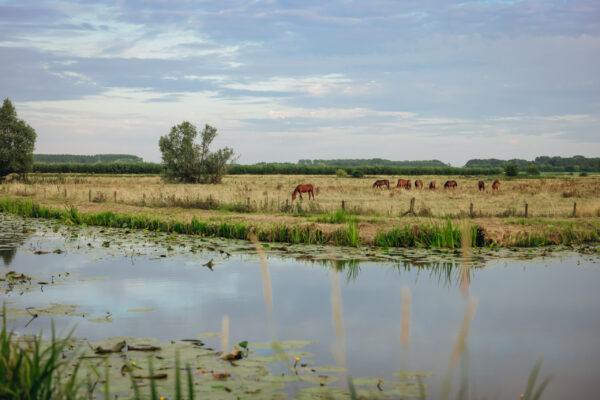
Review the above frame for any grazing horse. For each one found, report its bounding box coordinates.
[396,179,411,189]
[429,181,436,190]
[292,184,315,200]
[478,180,485,191]
[444,180,458,189]
[414,179,423,189]
[372,179,390,189]
[492,180,500,190]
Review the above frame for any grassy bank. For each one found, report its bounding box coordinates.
[2,197,599,248]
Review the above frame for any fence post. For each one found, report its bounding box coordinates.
[88,189,91,202]
[403,197,416,216]
[64,188,67,198]
[342,200,345,211]
[113,191,117,203]
[525,203,528,218]
[469,202,474,218]
[143,193,146,205]
[572,202,577,217]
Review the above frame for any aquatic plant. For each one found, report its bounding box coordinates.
[0,309,82,400]
[375,220,483,249]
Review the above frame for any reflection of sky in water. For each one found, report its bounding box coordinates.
[2,235,600,399]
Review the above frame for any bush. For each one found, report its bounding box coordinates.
[505,163,519,177]
[526,164,540,175]
[579,171,588,177]
[335,169,348,177]
[350,169,364,178]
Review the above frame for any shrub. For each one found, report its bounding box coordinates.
[505,163,519,177]
[335,169,348,177]
[526,164,540,175]
[350,169,364,178]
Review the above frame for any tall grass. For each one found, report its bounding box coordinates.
[0,198,367,247]
[0,309,82,400]
[375,220,484,249]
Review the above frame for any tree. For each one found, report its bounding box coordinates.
[0,98,37,177]
[526,164,540,175]
[158,122,235,183]
[504,163,519,177]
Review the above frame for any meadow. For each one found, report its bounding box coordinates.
[1,173,599,247]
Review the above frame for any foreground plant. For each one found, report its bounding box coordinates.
[0,309,82,400]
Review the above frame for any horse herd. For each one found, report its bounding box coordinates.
[291,179,500,200]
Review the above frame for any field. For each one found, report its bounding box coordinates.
[1,173,599,247]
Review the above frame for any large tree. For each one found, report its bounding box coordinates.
[158,122,235,183]
[0,98,37,176]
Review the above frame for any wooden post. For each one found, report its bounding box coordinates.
[403,197,416,216]
[113,191,117,203]
[469,202,474,218]
[88,189,91,202]
[63,188,67,198]
[572,202,577,217]
[342,200,345,211]
[525,203,528,218]
[143,193,146,205]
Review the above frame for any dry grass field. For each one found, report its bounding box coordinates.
[1,173,599,246]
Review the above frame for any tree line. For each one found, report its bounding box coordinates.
[296,158,448,167]
[465,156,600,172]
[34,154,143,163]
[33,162,163,174]
[31,162,503,176]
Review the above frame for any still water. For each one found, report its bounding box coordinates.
[1,214,600,399]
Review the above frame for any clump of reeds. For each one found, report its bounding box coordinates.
[0,309,83,399]
[375,220,483,249]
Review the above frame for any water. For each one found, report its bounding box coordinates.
[1,214,600,399]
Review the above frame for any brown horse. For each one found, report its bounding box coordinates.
[478,180,485,191]
[292,184,315,200]
[372,179,390,189]
[492,180,500,190]
[429,181,436,190]
[444,180,457,189]
[414,179,423,189]
[396,179,412,189]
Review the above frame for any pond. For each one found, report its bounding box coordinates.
[1,213,600,399]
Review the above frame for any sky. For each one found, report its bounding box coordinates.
[0,0,598,166]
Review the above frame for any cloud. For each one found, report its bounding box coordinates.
[1,0,598,164]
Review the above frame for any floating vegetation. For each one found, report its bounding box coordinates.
[0,315,434,400]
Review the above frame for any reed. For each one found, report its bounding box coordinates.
[375,220,483,249]
[0,308,83,400]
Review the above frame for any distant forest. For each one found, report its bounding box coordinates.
[31,155,599,174]
[297,158,448,167]
[34,154,143,163]
[465,156,600,172]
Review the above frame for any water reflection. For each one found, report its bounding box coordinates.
[0,247,17,266]
[0,214,33,266]
[314,258,471,287]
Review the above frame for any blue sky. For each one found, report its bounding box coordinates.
[1,0,598,165]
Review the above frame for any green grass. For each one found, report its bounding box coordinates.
[0,198,362,247]
[0,309,82,400]
[375,220,483,249]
